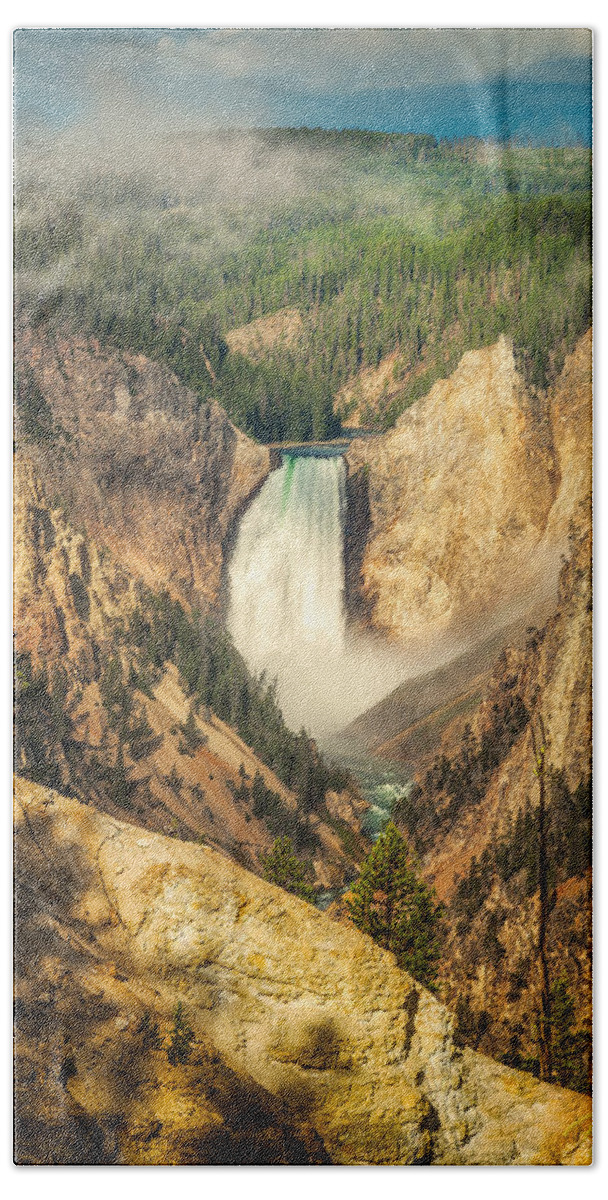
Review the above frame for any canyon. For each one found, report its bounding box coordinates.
[14,321,593,1160]
[15,322,271,615]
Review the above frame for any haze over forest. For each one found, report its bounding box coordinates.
[15,29,592,444]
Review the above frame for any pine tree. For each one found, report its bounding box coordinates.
[179,706,205,755]
[166,1002,195,1066]
[548,975,591,1093]
[262,836,316,903]
[347,822,443,988]
[531,719,552,1082]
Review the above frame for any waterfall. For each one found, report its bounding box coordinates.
[227,452,409,739]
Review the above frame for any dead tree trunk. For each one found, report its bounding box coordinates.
[531,717,552,1082]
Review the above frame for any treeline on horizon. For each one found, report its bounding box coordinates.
[15,131,591,442]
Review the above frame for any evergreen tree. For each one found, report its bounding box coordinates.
[14,652,71,790]
[262,836,316,903]
[549,975,591,1093]
[166,1002,195,1066]
[179,706,205,755]
[347,822,443,988]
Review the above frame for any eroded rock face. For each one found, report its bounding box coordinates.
[371,509,592,1084]
[346,332,591,648]
[426,522,592,903]
[15,325,270,613]
[14,777,591,1165]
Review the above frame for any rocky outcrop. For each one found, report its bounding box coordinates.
[15,325,270,613]
[14,453,139,675]
[14,777,592,1165]
[346,332,591,649]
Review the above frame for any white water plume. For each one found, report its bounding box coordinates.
[227,453,411,739]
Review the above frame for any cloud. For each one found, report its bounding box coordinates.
[14,27,591,142]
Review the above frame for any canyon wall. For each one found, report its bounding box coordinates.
[413,523,592,1076]
[14,776,591,1166]
[346,332,591,650]
[344,330,592,1091]
[15,325,270,613]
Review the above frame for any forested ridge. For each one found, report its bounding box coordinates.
[15,130,591,441]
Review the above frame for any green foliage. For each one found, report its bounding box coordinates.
[97,654,159,807]
[16,136,591,443]
[14,581,344,836]
[136,1011,163,1051]
[68,572,90,622]
[347,822,443,988]
[453,770,592,923]
[126,588,341,817]
[71,191,590,438]
[399,675,529,853]
[262,836,316,903]
[13,651,71,790]
[178,706,206,756]
[391,782,437,854]
[99,655,134,737]
[545,770,592,883]
[549,975,591,1093]
[15,201,84,271]
[231,770,319,856]
[107,739,133,810]
[499,975,592,1093]
[323,812,361,858]
[166,1002,195,1066]
[164,764,183,796]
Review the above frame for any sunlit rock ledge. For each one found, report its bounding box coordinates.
[14,776,591,1166]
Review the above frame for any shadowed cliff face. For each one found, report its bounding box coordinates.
[346,332,591,653]
[423,522,592,902]
[14,776,591,1166]
[15,324,270,613]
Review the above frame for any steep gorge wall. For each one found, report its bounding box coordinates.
[14,777,591,1166]
[346,332,591,650]
[15,325,270,614]
[394,522,592,1080]
[344,331,592,1087]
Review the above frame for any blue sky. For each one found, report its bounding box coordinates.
[14,28,592,146]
